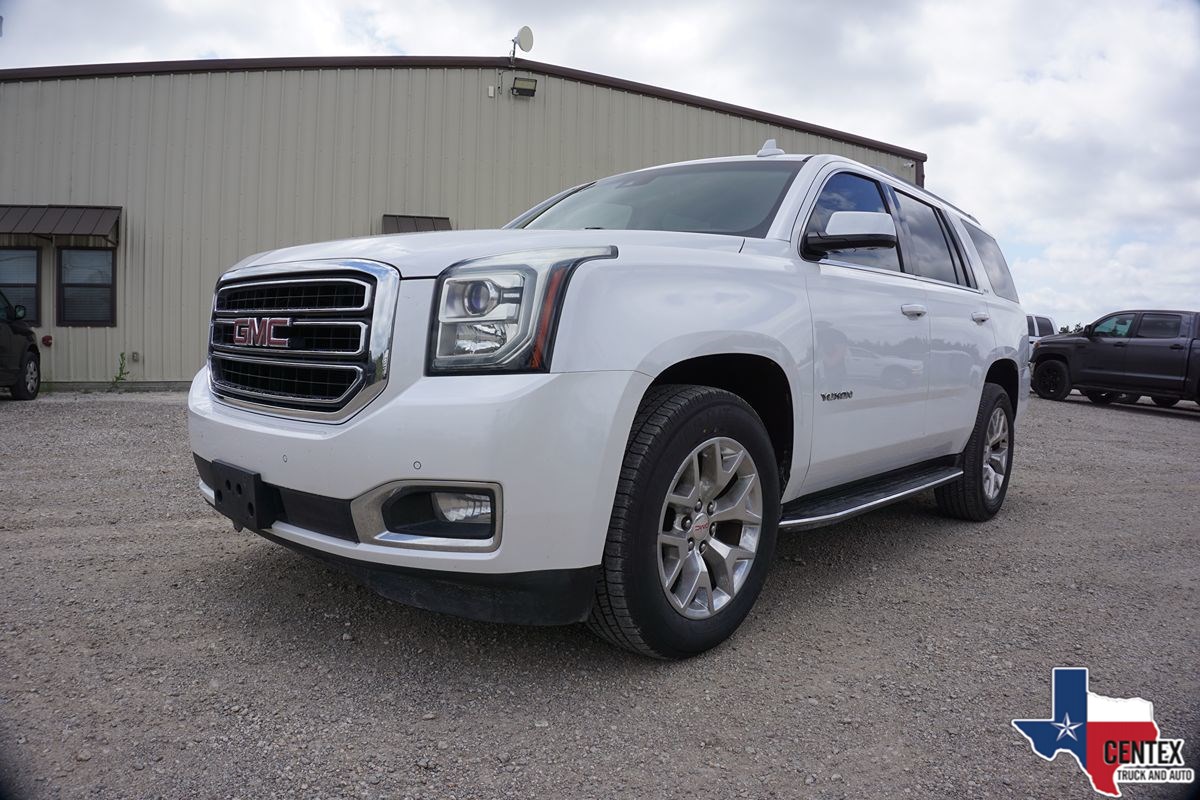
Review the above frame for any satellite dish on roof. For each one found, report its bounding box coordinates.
[514,26,534,53]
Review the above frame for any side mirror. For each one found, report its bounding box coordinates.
[1083,324,1094,338]
[804,211,898,257]
[13,305,26,320]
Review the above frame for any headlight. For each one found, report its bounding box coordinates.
[428,246,617,373]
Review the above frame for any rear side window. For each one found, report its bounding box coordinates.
[1036,317,1054,336]
[963,221,1019,303]
[804,173,900,271]
[1136,313,1182,338]
[894,192,959,285]
[1027,316,1036,336]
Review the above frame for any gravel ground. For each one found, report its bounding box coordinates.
[0,390,1197,800]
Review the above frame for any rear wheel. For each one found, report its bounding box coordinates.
[936,384,1014,522]
[1084,391,1116,405]
[1032,360,1070,400]
[1151,396,1179,408]
[10,350,39,400]
[588,385,780,659]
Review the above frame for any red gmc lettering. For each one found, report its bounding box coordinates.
[231,317,289,347]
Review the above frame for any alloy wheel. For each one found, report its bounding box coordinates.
[657,437,763,620]
[981,408,1009,502]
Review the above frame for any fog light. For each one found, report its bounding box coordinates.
[379,486,498,541]
[432,491,493,524]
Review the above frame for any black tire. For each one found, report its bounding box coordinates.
[1032,360,1070,400]
[1085,391,1116,405]
[10,349,40,400]
[587,385,780,659]
[1151,396,1179,408]
[935,384,1014,522]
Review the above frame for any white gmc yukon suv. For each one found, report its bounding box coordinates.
[189,145,1029,658]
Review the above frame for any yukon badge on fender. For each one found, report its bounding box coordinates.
[188,142,1030,658]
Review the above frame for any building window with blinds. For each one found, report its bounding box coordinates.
[0,248,40,326]
[57,247,116,327]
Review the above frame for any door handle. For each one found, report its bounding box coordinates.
[971,311,990,323]
[900,304,927,318]
[1170,343,1185,350]
[1113,342,1127,347]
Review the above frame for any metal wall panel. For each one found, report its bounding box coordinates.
[0,66,920,383]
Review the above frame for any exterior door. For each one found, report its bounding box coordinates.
[799,170,931,493]
[1076,312,1136,386]
[889,189,996,455]
[1124,312,1189,393]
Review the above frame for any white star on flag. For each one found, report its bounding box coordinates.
[1052,712,1083,741]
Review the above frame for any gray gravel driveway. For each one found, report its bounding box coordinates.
[0,391,1197,799]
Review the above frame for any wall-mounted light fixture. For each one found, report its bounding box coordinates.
[510,76,537,97]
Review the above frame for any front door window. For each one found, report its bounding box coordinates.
[1092,313,1135,337]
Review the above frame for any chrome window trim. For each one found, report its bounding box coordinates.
[350,480,503,553]
[207,259,399,423]
[815,258,985,294]
[210,319,368,358]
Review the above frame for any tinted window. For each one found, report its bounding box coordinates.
[524,161,802,238]
[1027,316,1037,336]
[0,248,39,325]
[803,173,900,271]
[894,192,959,284]
[58,248,116,326]
[1093,313,1135,337]
[1136,313,1182,338]
[963,221,1019,303]
[1036,317,1054,336]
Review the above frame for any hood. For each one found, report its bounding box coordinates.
[238,229,747,278]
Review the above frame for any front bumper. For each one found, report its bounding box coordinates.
[188,367,651,619]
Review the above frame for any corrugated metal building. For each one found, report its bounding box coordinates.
[0,56,926,386]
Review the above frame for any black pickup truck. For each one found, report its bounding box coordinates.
[1031,309,1199,407]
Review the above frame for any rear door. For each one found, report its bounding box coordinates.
[1123,312,1189,393]
[888,188,994,455]
[1076,312,1136,386]
[0,291,18,384]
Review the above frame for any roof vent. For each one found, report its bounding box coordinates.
[756,138,785,157]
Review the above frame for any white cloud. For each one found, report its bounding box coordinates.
[1,0,1197,326]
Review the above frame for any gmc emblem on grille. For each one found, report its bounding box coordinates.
[231,317,290,347]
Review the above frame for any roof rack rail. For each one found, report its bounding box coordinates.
[875,166,979,224]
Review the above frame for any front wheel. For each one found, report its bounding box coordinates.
[1151,396,1179,408]
[1032,360,1070,400]
[10,350,40,400]
[588,385,780,659]
[935,384,1014,522]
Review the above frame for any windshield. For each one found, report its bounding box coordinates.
[522,160,804,238]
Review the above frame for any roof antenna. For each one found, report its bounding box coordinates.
[756,138,785,157]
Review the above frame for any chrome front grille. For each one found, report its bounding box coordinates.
[207,260,399,421]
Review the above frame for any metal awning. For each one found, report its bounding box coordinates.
[382,214,452,234]
[0,205,122,243]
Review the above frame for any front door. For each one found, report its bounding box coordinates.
[799,170,931,493]
[1076,312,1136,387]
[1124,312,1190,393]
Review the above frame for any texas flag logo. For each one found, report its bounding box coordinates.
[1012,668,1194,796]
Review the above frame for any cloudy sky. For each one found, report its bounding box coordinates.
[1,0,1197,327]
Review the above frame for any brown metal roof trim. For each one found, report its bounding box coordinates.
[0,205,121,239]
[0,56,926,164]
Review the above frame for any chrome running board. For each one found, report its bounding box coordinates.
[779,464,963,531]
